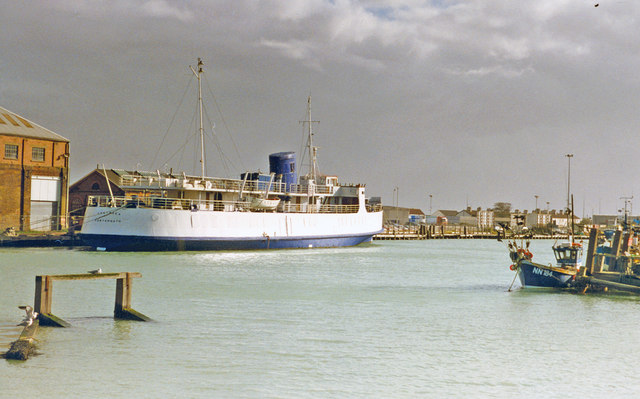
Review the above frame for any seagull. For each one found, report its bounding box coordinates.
[17,317,34,327]
[18,305,37,319]
[17,305,38,327]
[88,268,102,274]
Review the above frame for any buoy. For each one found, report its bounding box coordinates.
[509,264,517,271]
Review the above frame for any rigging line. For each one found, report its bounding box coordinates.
[297,123,307,178]
[165,126,196,169]
[507,268,519,292]
[164,106,199,171]
[202,105,237,176]
[206,125,232,177]
[150,76,194,169]
[203,74,246,171]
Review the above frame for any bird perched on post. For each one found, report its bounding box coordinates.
[17,305,38,327]
[88,268,102,274]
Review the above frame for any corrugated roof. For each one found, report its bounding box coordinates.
[0,106,69,142]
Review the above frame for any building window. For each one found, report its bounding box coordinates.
[91,183,100,190]
[4,144,18,159]
[32,147,45,162]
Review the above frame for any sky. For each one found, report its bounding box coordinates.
[2,0,640,217]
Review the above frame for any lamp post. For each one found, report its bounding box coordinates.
[429,194,432,215]
[535,195,539,211]
[393,187,399,224]
[566,154,573,213]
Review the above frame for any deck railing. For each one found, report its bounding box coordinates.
[115,174,336,196]
[85,195,374,214]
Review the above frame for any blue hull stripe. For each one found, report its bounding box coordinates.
[79,231,382,251]
[517,261,575,288]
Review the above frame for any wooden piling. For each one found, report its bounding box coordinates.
[115,272,150,321]
[34,275,52,315]
[33,272,150,327]
[611,229,623,259]
[582,227,599,277]
[5,319,39,360]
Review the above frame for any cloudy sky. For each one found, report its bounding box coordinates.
[2,0,639,216]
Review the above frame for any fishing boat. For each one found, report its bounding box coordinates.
[505,154,585,288]
[79,59,383,251]
[507,239,583,288]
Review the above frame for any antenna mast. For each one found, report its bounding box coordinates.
[190,58,205,179]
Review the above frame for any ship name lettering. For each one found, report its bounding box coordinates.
[532,267,553,277]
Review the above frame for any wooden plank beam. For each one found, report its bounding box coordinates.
[44,272,142,281]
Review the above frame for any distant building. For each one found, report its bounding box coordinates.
[383,206,410,225]
[430,210,459,225]
[477,209,494,228]
[510,211,527,229]
[592,214,619,227]
[456,208,477,226]
[526,211,552,227]
[551,212,580,229]
[408,208,426,224]
[0,106,69,231]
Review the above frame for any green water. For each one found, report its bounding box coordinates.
[1,240,639,398]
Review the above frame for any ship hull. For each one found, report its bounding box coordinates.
[517,260,576,288]
[80,232,377,251]
[79,206,383,251]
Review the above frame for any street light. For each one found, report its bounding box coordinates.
[535,195,539,211]
[429,194,433,215]
[393,187,399,224]
[566,154,573,213]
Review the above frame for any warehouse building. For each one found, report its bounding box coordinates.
[0,106,69,231]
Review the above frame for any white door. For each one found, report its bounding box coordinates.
[30,176,61,231]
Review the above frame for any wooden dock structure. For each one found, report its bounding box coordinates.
[373,225,566,240]
[574,227,640,294]
[4,271,151,361]
[35,272,151,327]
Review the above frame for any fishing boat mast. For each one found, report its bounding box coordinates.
[566,154,573,242]
[190,58,205,180]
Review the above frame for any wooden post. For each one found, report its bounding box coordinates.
[612,230,623,256]
[608,230,623,272]
[115,273,132,312]
[621,232,631,253]
[583,227,599,276]
[34,275,52,315]
[34,275,70,327]
[115,272,150,321]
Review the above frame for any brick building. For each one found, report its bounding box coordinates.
[68,168,176,227]
[68,168,126,220]
[0,106,70,231]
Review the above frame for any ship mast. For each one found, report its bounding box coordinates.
[190,58,205,180]
[302,96,320,181]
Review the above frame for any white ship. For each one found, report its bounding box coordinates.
[79,59,383,251]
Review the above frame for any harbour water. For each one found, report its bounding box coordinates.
[1,240,640,398]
